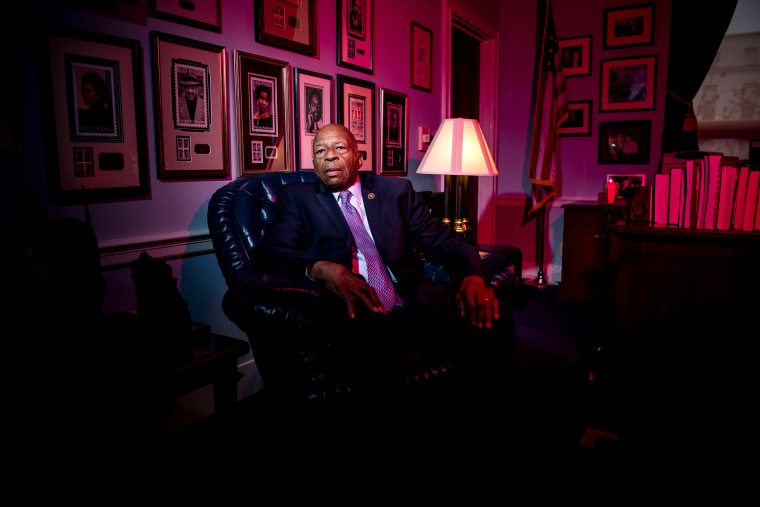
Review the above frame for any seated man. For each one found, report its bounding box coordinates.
[252,123,510,405]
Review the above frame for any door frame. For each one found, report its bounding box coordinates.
[442,0,500,244]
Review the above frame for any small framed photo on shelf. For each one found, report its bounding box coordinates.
[149,0,222,33]
[337,74,375,173]
[293,68,334,171]
[379,88,409,176]
[603,2,655,50]
[598,120,651,164]
[337,0,374,74]
[558,35,591,78]
[558,100,592,137]
[254,0,318,56]
[235,51,293,175]
[152,31,229,180]
[600,55,656,112]
[605,174,646,199]
[38,26,150,204]
[411,22,433,92]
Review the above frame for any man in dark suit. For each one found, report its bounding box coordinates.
[253,123,507,401]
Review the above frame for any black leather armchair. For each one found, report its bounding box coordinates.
[207,172,516,402]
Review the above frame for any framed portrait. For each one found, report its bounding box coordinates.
[254,0,318,56]
[152,31,229,180]
[337,0,374,74]
[600,55,656,112]
[379,88,409,176]
[149,0,222,33]
[337,74,375,173]
[598,120,651,164]
[37,26,149,204]
[558,100,591,137]
[236,51,293,175]
[558,35,591,78]
[411,22,433,92]
[603,2,655,50]
[293,68,333,171]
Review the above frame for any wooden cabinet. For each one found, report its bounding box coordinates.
[558,202,625,300]
[612,225,760,353]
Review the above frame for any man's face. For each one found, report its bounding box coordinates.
[309,95,321,115]
[312,124,362,189]
[184,84,198,101]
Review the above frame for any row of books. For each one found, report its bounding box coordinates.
[654,152,760,231]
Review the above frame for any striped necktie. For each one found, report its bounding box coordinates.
[338,191,398,311]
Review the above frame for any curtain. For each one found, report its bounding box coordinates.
[660,0,738,154]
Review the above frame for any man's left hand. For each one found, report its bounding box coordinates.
[456,275,499,329]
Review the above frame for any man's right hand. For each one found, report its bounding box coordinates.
[309,260,387,318]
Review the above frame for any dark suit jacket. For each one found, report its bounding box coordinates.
[252,174,483,302]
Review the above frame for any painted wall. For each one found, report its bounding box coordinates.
[1,0,672,402]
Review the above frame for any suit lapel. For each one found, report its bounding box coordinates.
[360,176,388,259]
[314,181,353,249]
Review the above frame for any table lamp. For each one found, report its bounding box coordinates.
[416,118,498,233]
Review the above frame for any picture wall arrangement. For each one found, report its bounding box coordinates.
[39,0,429,204]
[556,2,657,193]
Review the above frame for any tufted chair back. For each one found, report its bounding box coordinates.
[208,171,320,291]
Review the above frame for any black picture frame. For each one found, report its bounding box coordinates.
[558,100,592,137]
[379,88,409,176]
[236,51,293,175]
[293,68,334,171]
[149,0,222,33]
[600,55,657,112]
[598,120,651,164]
[254,0,318,56]
[603,2,655,50]
[337,74,375,173]
[411,22,433,92]
[337,0,374,74]
[37,26,149,204]
[558,35,591,78]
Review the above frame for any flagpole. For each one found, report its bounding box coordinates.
[526,205,554,288]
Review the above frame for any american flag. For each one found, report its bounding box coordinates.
[527,0,568,217]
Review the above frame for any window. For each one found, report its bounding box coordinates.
[693,0,760,159]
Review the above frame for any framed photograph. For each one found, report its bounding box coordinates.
[254,0,318,56]
[598,120,651,164]
[236,51,293,175]
[600,55,656,112]
[379,88,409,176]
[411,22,433,92]
[37,26,149,204]
[603,2,655,50]
[605,174,646,199]
[558,100,591,137]
[337,74,375,173]
[149,0,222,33]
[558,35,591,78]
[293,68,333,171]
[152,31,229,180]
[337,0,374,74]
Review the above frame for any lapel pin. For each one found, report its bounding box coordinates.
[368,193,376,200]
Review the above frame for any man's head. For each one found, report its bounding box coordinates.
[181,74,201,101]
[312,124,363,190]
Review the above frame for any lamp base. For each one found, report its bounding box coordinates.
[525,269,556,289]
[453,218,469,233]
